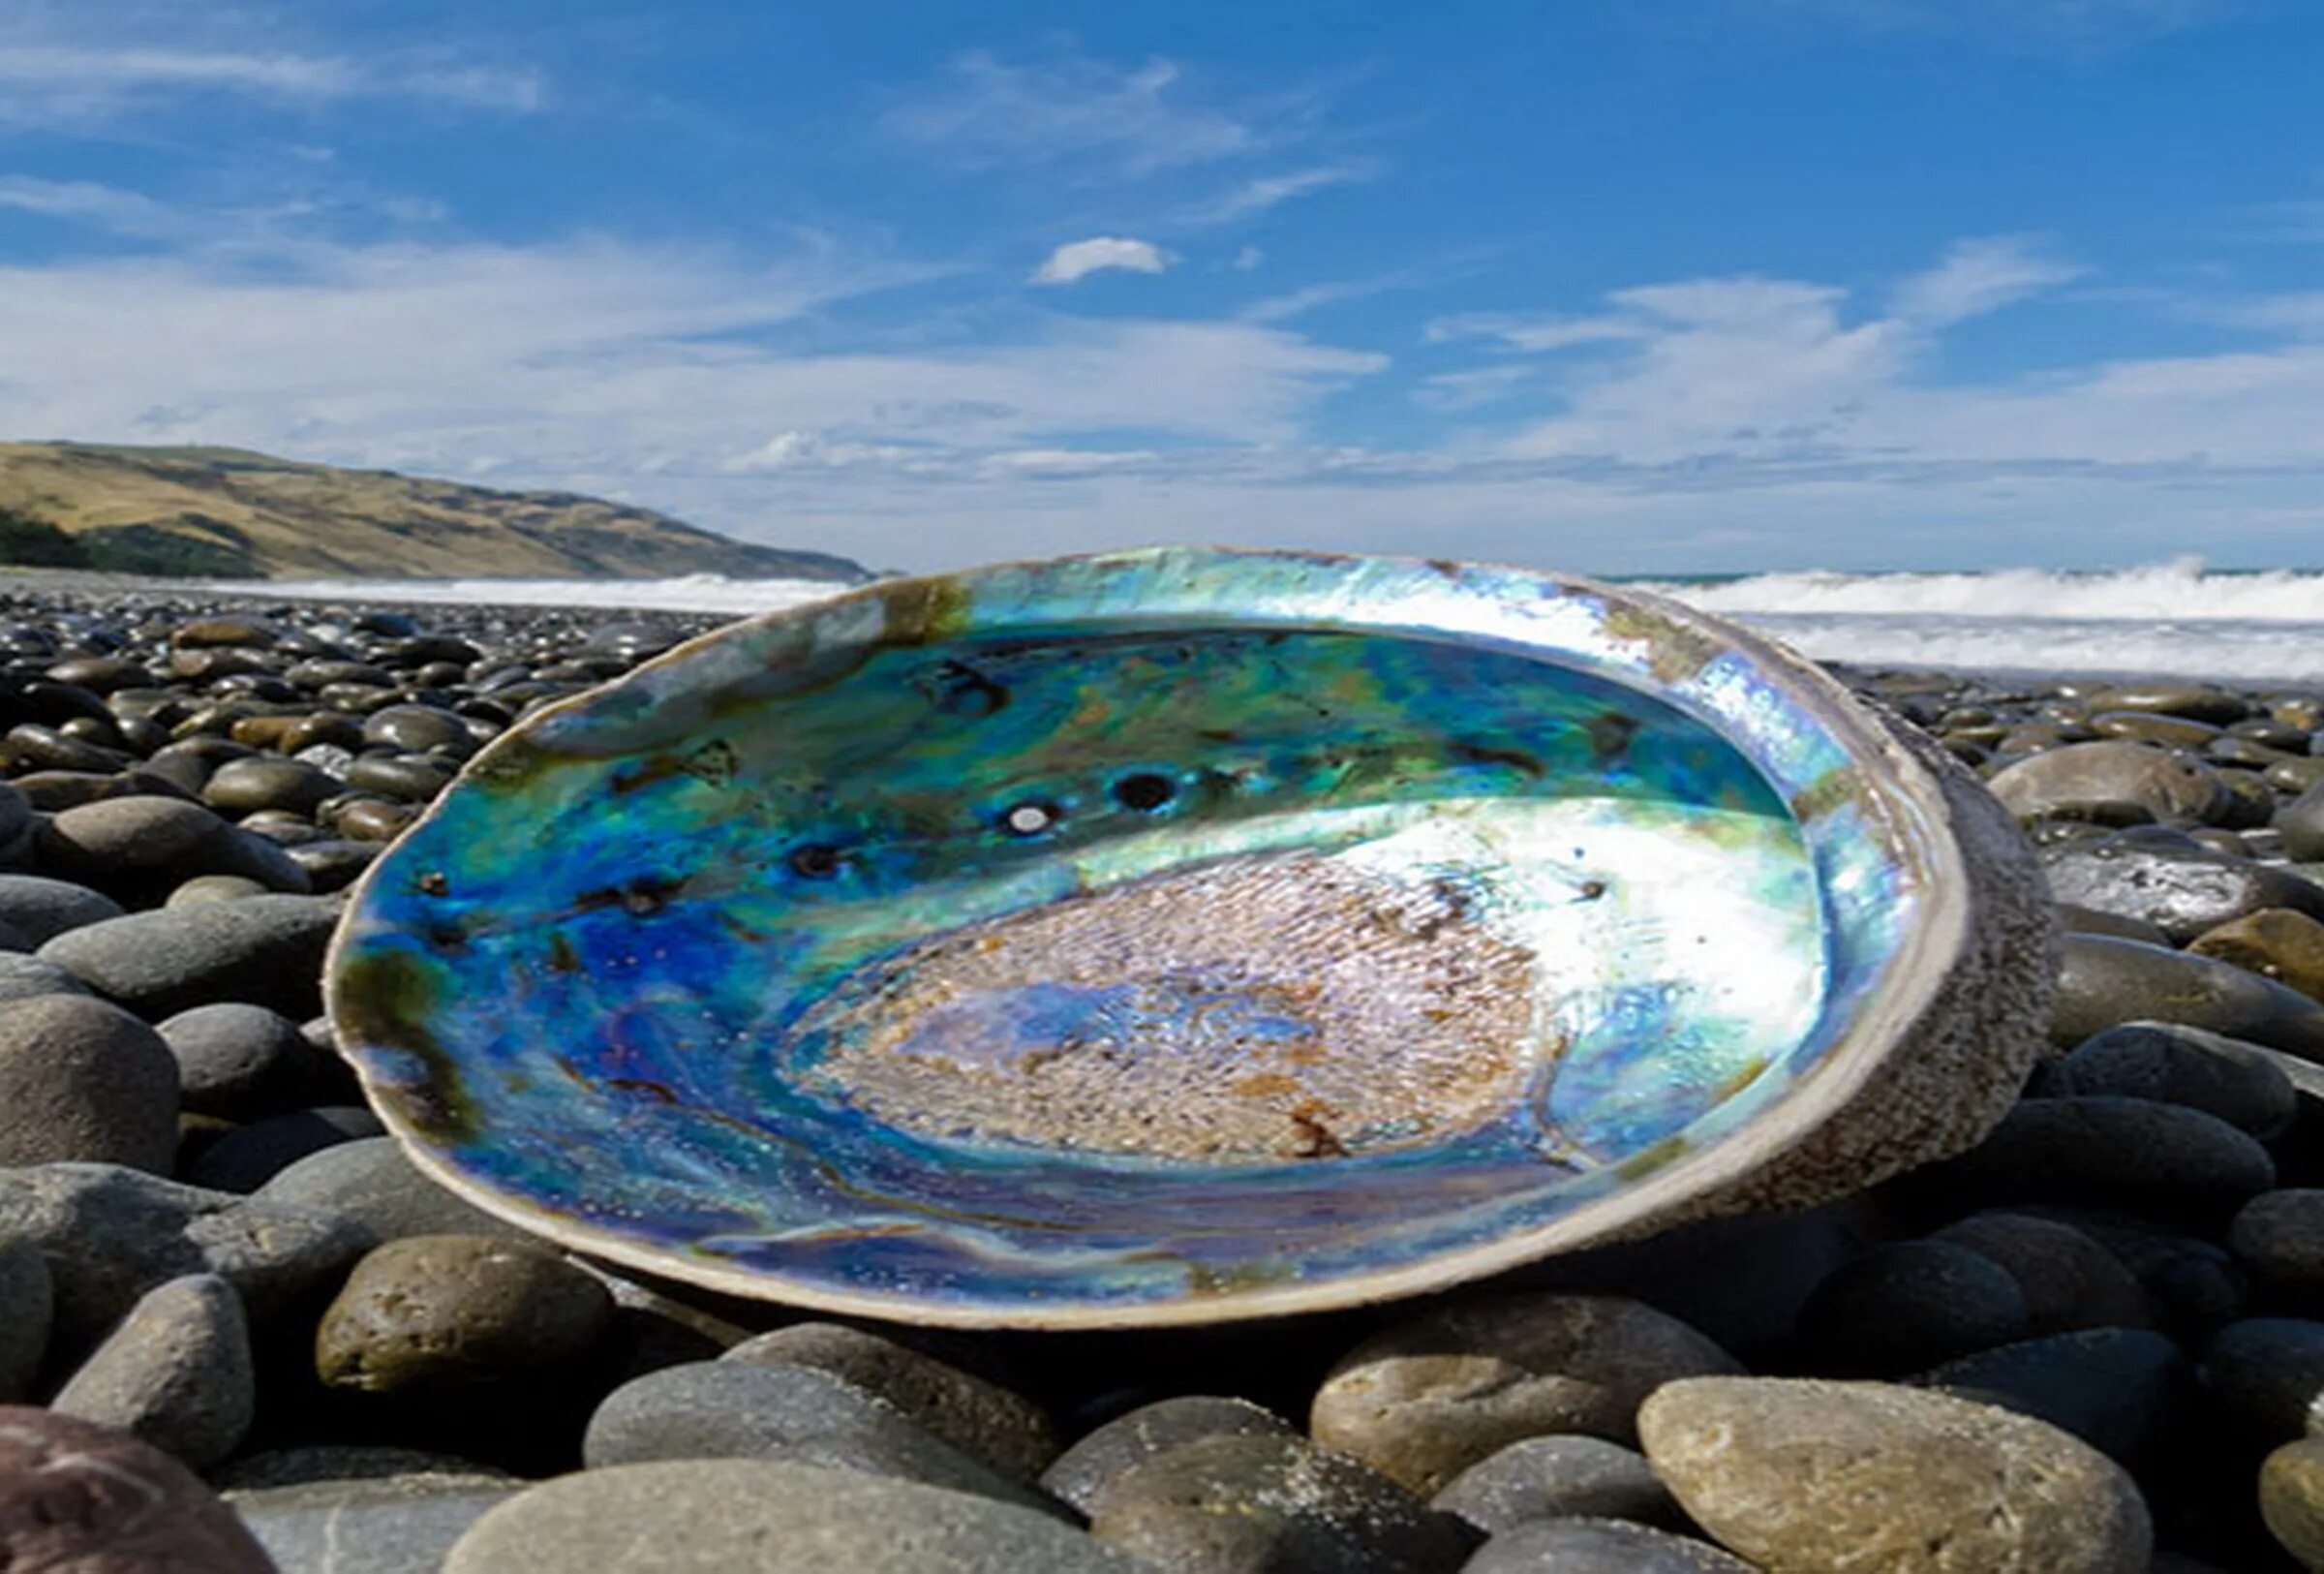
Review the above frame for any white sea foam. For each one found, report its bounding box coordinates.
[220,559,2324,687]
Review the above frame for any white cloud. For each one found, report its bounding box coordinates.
[1232,246,1265,271]
[882,50,1257,175]
[0,175,177,235]
[1032,236,1172,286]
[1891,234,2083,324]
[1758,0,2220,46]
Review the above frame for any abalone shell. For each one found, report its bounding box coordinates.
[325,547,2053,1327]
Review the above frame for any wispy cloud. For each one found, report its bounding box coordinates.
[1181,161,1380,225]
[0,39,546,126]
[1757,0,2223,47]
[0,174,178,235]
[882,49,1255,175]
[1032,236,1173,286]
[1890,234,2084,324]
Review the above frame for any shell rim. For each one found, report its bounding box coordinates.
[323,543,1967,1329]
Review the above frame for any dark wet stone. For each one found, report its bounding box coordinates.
[2231,1190,2324,1297]
[584,1361,1060,1515]
[444,1461,1136,1574]
[1913,1096,2276,1217]
[182,1105,382,1191]
[2200,1317,2324,1438]
[1638,1377,2151,1574]
[0,1404,274,1572]
[1991,740,2232,825]
[0,1238,49,1404]
[316,1234,616,1394]
[2278,778,2324,862]
[2051,1021,2298,1138]
[285,836,380,891]
[0,875,122,945]
[1309,1294,1742,1495]
[2039,837,2324,943]
[0,1161,369,1346]
[0,993,178,1172]
[1911,1327,2191,1467]
[1089,1431,1471,1574]
[2052,936,2324,1057]
[1928,1212,2156,1334]
[200,756,341,817]
[362,704,476,756]
[39,894,342,1018]
[724,1322,1058,1481]
[5,723,132,775]
[2091,684,2250,725]
[2190,908,2324,1004]
[49,1274,253,1469]
[1460,1518,1756,1573]
[2054,900,2172,946]
[344,754,457,802]
[1429,1435,1679,1535]
[1794,1240,2031,1374]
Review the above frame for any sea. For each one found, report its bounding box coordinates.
[221,558,2324,690]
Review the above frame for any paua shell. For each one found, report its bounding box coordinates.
[325,547,2053,1328]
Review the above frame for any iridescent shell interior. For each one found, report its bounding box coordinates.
[328,547,1938,1327]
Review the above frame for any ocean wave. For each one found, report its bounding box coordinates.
[1638,557,2324,624]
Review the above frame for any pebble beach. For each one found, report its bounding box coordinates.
[12,575,2324,1572]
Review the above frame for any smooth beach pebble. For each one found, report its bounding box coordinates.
[183,1104,383,1191]
[444,1460,1138,1573]
[2050,935,2324,1056]
[0,993,178,1172]
[2199,1317,2324,1438]
[1911,1095,2276,1216]
[2047,1021,2298,1138]
[0,1405,274,1573]
[316,1234,616,1394]
[0,1238,50,1404]
[229,1471,522,1574]
[1427,1434,1680,1535]
[48,1273,254,1469]
[0,1161,369,1345]
[0,950,91,1003]
[2190,907,2324,1003]
[199,755,341,816]
[1086,1431,1472,1574]
[38,893,343,1018]
[1909,1327,2191,1467]
[1637,1376,2152,1573]
[1792,1240,2031,1374]
[722,1322,1059,1481]
[256,1134,525,1242]
[0,874,123,944]
[584,1360,1060,1515]
[2039,837,2324,943]
[1040,1395,1298,1516]
[2262,1437,2324,1571]
[158,1001,342,1121]
[2231,1190,2324,1295]
[1927,1212,2156,1333]
[1309,1293,1741,1495]
[1987,739,2232,824]
[34,794,309,903]
[1460,1518,1757,1573]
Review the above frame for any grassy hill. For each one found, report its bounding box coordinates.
[0,442,870,581]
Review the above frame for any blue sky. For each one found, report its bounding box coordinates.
[2,1,2322,573]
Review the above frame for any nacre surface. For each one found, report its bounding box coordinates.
[327,546,2050,1327]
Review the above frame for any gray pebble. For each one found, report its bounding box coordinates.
[723,1322,1057,1481]
[35,794,309,904]
[0,993,178,1172]
[0,1161,369,1346]
[39,894,343,1018]
[217,1445,514,1491]
[1429,1435,1679,1535]
[1311,1294,1741,1495]
[1090,1431,1472,1574]
[1043,1395,1297,1516]
[231,1472,521,1574]
[0,874,123,945]
[1459,1518,1756,1573]
[159,1002,341,1120]
[0,1236,50,1403]
[2231,1189,2324,1294]
[49,1274,253,1469]
[256,1135,523,1242]
[584,1360,1060,1516]
[183,1106,383,1192]
[2051,935,2324,1058]
[1988,740,2231,824]
[0,951,90,1003]
[443,1460,1138,1573]
[165,874,270,907]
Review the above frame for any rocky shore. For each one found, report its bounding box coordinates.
[8,581,2324,1570]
